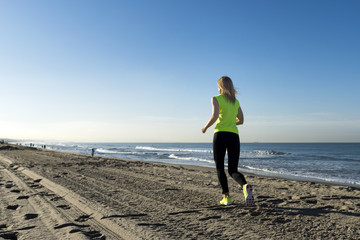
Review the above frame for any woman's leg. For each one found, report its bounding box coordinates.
[227,132,247,187]
[213,132,229,194]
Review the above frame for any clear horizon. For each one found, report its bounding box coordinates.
[1,0,360,143]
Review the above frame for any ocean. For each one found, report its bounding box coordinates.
[10,141,360,188]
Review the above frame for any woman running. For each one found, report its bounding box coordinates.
[202,76,254,206]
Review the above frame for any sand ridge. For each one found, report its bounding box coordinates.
[1,144,360,239]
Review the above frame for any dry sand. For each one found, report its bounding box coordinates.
[0,143,359,239]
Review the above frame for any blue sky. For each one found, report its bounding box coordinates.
[1,0,359,142]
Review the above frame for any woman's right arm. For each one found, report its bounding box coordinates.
[201,97,219,133]
[236,106,244,125]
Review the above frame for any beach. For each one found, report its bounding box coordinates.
[1,143,359,239]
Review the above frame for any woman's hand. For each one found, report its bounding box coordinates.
[201,126,207,133]
[236,106,244,125]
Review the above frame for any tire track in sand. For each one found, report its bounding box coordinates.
[0,155,158,240]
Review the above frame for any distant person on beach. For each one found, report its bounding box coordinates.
[91,148,96,157]
[202,76,254,206]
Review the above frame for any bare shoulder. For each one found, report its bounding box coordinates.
[211,96,218,104]
[211,97,219,109]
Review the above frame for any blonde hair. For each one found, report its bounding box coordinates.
[217,76,237,103]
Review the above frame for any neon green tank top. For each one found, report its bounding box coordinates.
[214,94,240,135]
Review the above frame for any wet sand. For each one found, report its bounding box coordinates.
[1,143,359,239]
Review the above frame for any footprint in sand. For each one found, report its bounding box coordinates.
[29,184,42,189]
[321,196,331,200]
[300,195,317,200]
[17,196,29,200]
[37,191,55,197]
[267,199,286,204]
[24,213,38,220]
[0,231,18,240]
[340,195,360,200]
[75,215,92,222]
[199,216,221,221]
[7,205,19,210]
[304,199,318,204]
[137,223,166,227]
[69,229,82,233]
[256,195,272,203]
[56,204,71,210]
[54,222,90,229]
[168,210,200,216]
[101,213,147,219]
[69,229,105,239]
[10,189,21,193]
[249,211,261,217]
[260,217,271,223]
[50,196,63,201]
[81,230,104,239]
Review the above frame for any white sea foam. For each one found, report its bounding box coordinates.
[243,165,280,174]
[95,148,119,154]
[169,154,213,164]
[252,150,287,155]
[136,146,211,153]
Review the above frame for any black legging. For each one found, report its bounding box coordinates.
[213,131,247,194]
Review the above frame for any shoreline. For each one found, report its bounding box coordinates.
[1,143,360,239]
[7,142,360,189]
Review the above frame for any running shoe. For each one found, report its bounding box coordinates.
[243,184,255,207]
[220,195,232,205]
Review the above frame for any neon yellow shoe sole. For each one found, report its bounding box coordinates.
[243,184,255,207]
